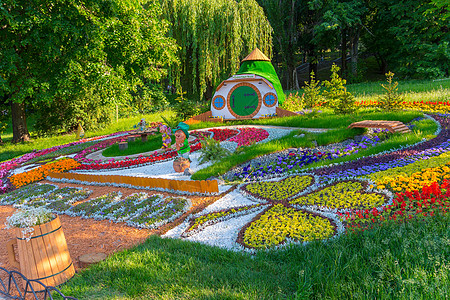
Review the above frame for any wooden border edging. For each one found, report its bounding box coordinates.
[48,172,219,194]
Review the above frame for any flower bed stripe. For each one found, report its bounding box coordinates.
[47,172,219,194]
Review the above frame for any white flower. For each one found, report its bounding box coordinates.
[5,207,55,241]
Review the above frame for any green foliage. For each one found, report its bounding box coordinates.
[322,64,356,114]
[256,0,303,89]
[128,84,169,115]
[161,115,177,129]
[427,0,450,20]
[198,137,231,165]
[378,72,403,111]
[363,0,450,79]
[0,0,178,134]
[162,0,272,100]
[172,89,202,122]
[303,71,323,110]
[281,92,303,112]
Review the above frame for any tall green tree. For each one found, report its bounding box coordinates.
[0,0,178,141]
[257,0,301,89]
[315,0,367,78]
[162,0,272,101]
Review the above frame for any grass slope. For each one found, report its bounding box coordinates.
[59,215,450,299]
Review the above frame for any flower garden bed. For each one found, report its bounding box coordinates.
[1,114,450,254]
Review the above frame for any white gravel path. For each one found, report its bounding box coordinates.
[163,189,265,251]
[72,126,298,181]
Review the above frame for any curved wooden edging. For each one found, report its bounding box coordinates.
[48,172,219,194]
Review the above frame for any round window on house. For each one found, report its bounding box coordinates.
[212,95,226,110]
[263,93,277,107]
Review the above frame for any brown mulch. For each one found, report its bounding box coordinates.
[0,181,222,287]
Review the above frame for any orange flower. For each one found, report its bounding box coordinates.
[9,159,80,188]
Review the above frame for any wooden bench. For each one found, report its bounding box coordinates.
[348,120,411,134]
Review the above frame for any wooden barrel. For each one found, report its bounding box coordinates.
[7,215,75,290]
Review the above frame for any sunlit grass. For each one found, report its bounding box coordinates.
[59,213,450,299]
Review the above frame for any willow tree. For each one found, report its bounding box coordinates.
[162,0,273,100]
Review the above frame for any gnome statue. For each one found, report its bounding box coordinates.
[159,123,172,150]
[172,122,191,173]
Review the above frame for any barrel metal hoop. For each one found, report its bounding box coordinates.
[34,262,73,281]
[17,226,62,240]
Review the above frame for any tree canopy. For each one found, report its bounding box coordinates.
[0,0,178,141]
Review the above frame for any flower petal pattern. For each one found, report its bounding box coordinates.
[239,204,336,249]
[242,175,314,202]
[289,180,387,210]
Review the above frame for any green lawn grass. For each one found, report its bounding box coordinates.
[102,134,168,157]
[59,214,450,299]
[286,77,450,97]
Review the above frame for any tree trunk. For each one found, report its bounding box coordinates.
[350,28,359,78]
[11,101,30,143]
[286,62,296,90]
[203,82,214,102]
[380,57,388,74]
[341,27,347,77]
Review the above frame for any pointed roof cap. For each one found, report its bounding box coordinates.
[242,48,271,62]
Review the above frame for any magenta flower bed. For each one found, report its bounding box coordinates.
[228,128,269,147]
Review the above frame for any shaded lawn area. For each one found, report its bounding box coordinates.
[60,214,450,299]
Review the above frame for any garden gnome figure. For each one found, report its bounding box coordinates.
[173,122,190,159]
[172,122,191,173]
[159,123,172,150]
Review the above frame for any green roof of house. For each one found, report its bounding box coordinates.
[236,49,285,104]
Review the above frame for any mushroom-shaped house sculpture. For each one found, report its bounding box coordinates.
[211,48,285,120]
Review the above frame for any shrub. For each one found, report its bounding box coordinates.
[282,92,303,112]
[323,64,356,115]
[172,88,202,122]
[303,71,323,111]
[378,72,403,111]
[130,84,169,114]
[198,137,231,165]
